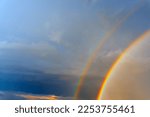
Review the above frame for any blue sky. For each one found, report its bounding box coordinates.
[1,0,150,75]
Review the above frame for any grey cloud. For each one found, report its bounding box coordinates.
[0,91,25,100]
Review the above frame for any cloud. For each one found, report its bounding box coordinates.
[1,0,148,76]
[17,94,72,100]
[85,0,99,4]
[0,91,72,100]
[17,94,59,100]
[48,31,63,44]
[0,91,25,100]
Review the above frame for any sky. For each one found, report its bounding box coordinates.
[0,0,150,99]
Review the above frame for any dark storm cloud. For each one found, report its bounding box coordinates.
[0,71,78,97]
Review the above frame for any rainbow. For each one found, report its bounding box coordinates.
[74,0,144,99]
[97,30,150,100]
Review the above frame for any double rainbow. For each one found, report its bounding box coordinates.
[74,0,145,99]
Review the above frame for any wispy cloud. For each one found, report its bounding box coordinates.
[17,94,72,100]
[0,91,72,100]
[17,94,59,100]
